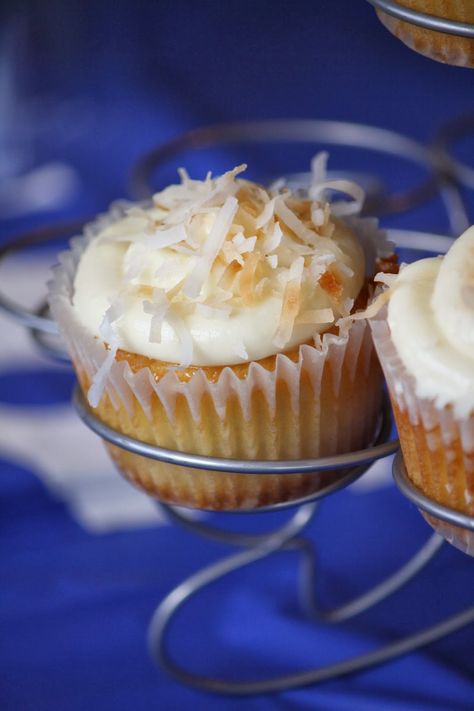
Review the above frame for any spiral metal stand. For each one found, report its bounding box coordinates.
[73,387,474,695]
[0,118,473,694]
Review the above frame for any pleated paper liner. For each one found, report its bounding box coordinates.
[371,316,474,552]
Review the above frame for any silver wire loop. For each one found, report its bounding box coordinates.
[129,119,439,217]
[367,0,474,38]
[148,518,474,695]
[73,385,397,476]
[393,452,474,532]
[0,218,87,334]
[434,113,474,191]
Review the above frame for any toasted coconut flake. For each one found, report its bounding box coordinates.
[166,310,194,367]
[319,270,343,300]
[310,204,326,228]
[177,167,190,182]
[222,240,245,266]
[310,151,329,185]
[337,289,391,328]
[154,258,188,292]
[233,233,257,254]
[273,257,304,349]
[124,243,147,282]
[268,177,286,194]
[255,197,277,229]
[309,255,331,282]
[310,179,364,217]
[274,198,317,246]
[212,286,234,303]
[340,297,354,317]
[183,195,238,299]
[168,244,197,256]
[152,164,246,228]
[266,254,278,269]
[374,271,398,287]
[147,223,188,249]
[88,337,118,408]
[255,277,269,297]
[88,294,128,407]
[295,308,334,325]
[239,252,260,305]
[262,221,282,254]
[230,338,249,361]
[143,288,169,343]
[98,294,127,342]
[337,262,354,278]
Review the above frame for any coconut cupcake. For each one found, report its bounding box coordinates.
[49,159,392,510]
[376,1,474,68]
[370,226,474,552]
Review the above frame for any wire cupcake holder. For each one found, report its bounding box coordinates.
[0,119,473,694]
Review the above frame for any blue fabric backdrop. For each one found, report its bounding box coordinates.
[0,1,473,709]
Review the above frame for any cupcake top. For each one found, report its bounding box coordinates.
[386,225,474,418]
[73,159,385,367]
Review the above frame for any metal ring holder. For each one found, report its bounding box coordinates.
[0,119,473,694]
[433,112,474,192]
[366,0,474,38]
[393,453,474,557]
[129,118,440,217]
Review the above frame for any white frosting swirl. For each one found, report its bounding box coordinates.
[73,165,369,366]
[387,225,474,418]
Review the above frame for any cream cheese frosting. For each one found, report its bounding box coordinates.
[387,225,474,418]
[73,163,373,367]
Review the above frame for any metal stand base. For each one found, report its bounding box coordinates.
[148,502,474,695]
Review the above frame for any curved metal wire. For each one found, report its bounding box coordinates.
[73,385,397,476]
[0,218,87,334]
[393,452,474,532]
[129,119,439,217]
[158,499,318,546]
[148,526,474,695]
[367,0,474,37]
[297,532,444,624]
[433,112,474,190]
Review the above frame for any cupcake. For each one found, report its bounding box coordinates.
[376,1,474,68]
[49,159,392,510]
[370,226,474,552]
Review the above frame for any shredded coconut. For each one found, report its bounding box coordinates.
[83,157,388,368]
[183,195,238,298]
[273,257,305,348]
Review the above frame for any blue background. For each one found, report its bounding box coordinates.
[0,1,473,709]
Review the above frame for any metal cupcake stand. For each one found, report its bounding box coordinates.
[1,119,473,695]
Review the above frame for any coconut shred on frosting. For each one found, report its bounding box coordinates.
[386,225,474,418]
[73,159,376,367]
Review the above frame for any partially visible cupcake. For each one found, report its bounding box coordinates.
[49,159,393,510]
[370,226,474,553]
[376,1,474,68]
